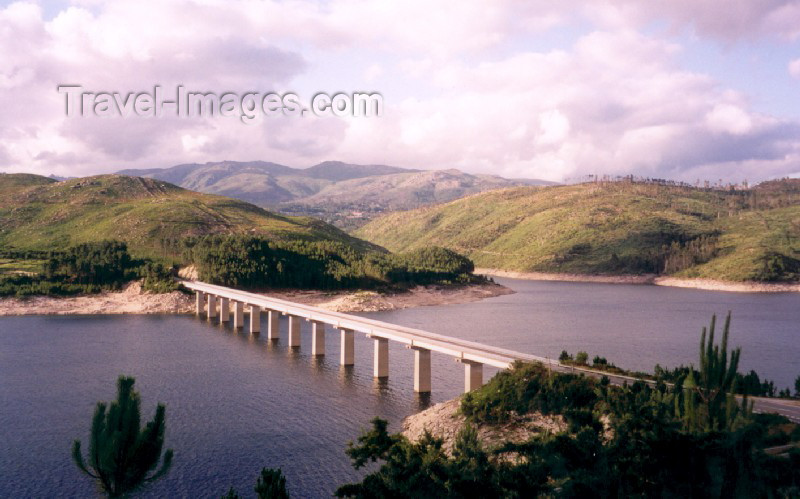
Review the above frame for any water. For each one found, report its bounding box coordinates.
[1,278,798,497]
[367,278,799,390]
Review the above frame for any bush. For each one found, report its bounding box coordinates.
[461,362,598,425]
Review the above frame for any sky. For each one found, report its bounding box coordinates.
[2,0,800,183]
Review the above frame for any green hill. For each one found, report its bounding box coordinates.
[0,173,380,258]
[355,180,800,282]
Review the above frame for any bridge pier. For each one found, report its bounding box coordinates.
[207,294,217,319]
[411,347,431,393]
[184,283,523,397]
[232,301,244,328]
[267,310,280,340]
[249,305,261,333]
[311,321,325,356]
[195,291,205,316]
[288,315,301,347]
[219,297,229,323]
[372,336,389,378]
[339,328,354,366]
[461,360,483,392]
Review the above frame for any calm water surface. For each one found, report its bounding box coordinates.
[1,277,798,497]
[370,278,800,390]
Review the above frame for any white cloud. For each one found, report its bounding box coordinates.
[705,104,753,135]
[789,58,800,79]
[0,0,799,184]
[537,110,571,146]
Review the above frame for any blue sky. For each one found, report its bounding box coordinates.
[2,0,800,182]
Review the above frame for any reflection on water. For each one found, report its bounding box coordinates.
[1,278,798,497]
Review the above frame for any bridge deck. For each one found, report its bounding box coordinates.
[183,280,553,369]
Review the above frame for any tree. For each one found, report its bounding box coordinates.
[680,312,751,431]
[224,468,290,499]
[72,376,173,497]
[221,487,240,499]
[575,351,589,365]
[254,468,289,499]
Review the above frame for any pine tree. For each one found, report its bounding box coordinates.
[680,313,751,431]
[254,468,289,499]
[72,376,173,497]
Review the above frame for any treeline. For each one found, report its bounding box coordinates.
[559,348,799,399]
[0,249,53,260]
[654,364,799,399]
[660,234,719,274]
[604,232,719,275]
[605,231,799,280]
[1,236,479,297]
[0,241,178,297]
[568,176,800,218]
[181,235,476,290]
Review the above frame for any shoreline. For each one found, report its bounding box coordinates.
[475,268,800,293]
[0,280,513,316]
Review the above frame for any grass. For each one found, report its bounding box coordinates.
[355,180,800,282]
[0,174,382,262]
[0,258,44,276]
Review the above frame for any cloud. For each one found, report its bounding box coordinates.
[789,58,800,79]
[1,0,799,184]
[334,29,800,182]
[582,1,800,41]
[705,104,753,135]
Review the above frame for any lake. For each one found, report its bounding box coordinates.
[1,277,798,497]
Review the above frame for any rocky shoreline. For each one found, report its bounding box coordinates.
[401,397,566,455]
[0,281,512,316]
[476,268,800,293]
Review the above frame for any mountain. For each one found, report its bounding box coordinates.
[0,173,380,258]
[292,169,537,209]
[300,161,412,181]
[355,180,800,282]
[118,161,317,206]
[116,160,554,228]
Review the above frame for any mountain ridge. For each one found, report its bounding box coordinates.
[116,160,556,228]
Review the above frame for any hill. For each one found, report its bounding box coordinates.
[355,180,800,282]
[117,160,553,228]
[0,173,379,258]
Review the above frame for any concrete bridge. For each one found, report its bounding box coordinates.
[183,280,560,394]
[182,280,800,422]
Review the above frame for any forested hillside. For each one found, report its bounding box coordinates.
[356,179,800,282]
[0,174,481,295]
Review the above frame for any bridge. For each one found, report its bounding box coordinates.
[182,280,800,421]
